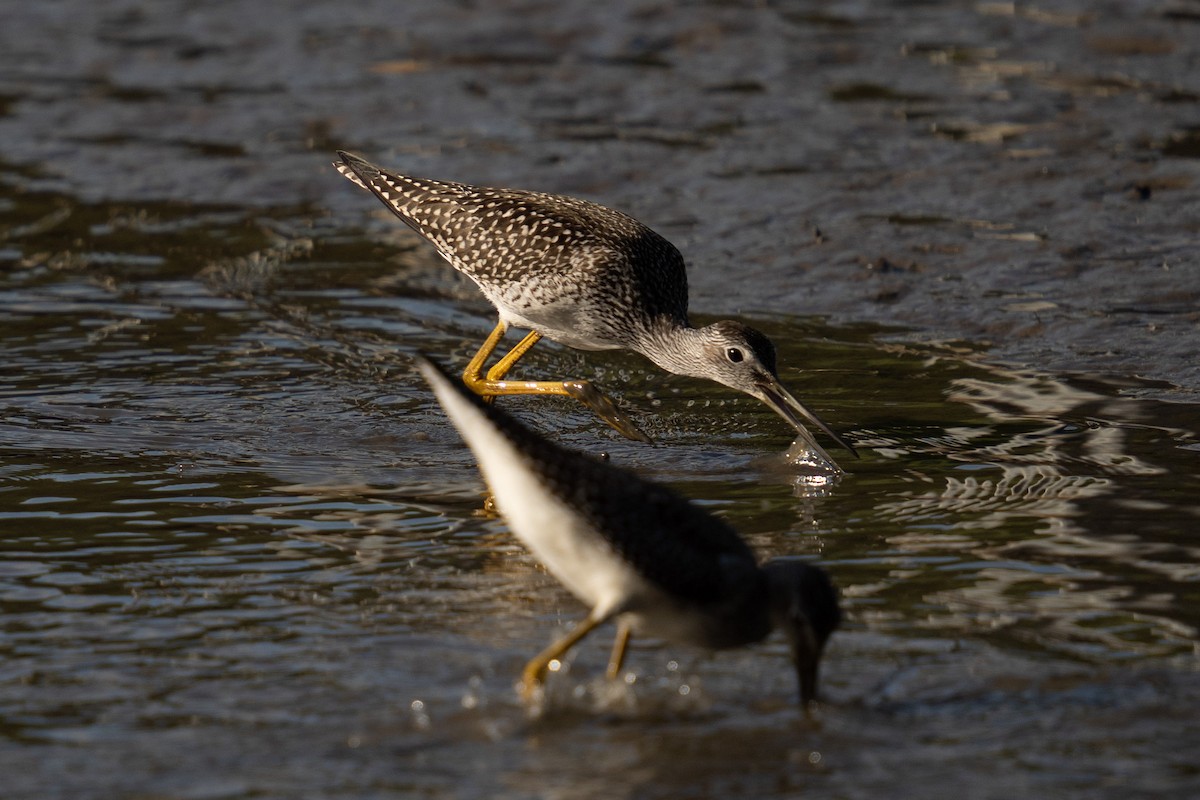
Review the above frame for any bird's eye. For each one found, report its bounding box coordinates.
[726,348,744,363]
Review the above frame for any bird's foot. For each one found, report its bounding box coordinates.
[562,381,653,444]
[472,493,500,517]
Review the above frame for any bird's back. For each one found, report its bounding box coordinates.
[337,153,690,347]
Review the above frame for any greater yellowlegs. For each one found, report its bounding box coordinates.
[336,152,856,465]
[418,356,841,706]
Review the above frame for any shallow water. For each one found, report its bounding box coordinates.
[3,175,1199,798]
[4,0,1200,796]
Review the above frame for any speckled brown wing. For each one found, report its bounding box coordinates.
[336,152,691,344]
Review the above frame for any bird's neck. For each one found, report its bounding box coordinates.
[633,319,709,379]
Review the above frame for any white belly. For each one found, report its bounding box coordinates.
[489,469,642,616]
[425,365,640,615]
[497,305,625,352]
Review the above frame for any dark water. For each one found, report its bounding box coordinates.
[3,1,1200,798]
[3,179,1199,799]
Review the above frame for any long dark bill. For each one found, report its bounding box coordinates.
[757,377,858,459]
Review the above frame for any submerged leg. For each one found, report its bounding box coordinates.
[521,611,608,700]
[605,619,632,680]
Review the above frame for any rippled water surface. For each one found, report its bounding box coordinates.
[3,175,1199,798]
[4,0,1200,795]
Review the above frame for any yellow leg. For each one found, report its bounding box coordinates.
[520,612,608,701]
[462,319,510,390]
[605,619,632,680]
[486,330,542,382]
[461,320,652,444]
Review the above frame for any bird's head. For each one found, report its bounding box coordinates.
[693,321,856,460]
[762,558,841,708]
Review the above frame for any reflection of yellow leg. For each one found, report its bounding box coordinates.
[521,612,608,700]
[460,319,652,443]
[605,619,632,680]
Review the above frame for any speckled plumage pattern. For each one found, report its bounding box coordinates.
[339,151,856,465]
[336,152,688,352]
